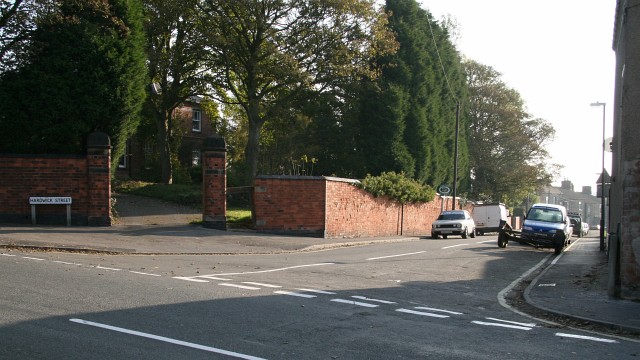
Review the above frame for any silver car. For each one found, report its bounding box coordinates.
[431,210,476,239]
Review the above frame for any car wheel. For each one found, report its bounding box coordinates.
[470,228,476,238]
[442,235,448,239]
[462,228,468,239]
[498,232,508,248]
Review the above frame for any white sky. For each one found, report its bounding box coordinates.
[420,0,616,194]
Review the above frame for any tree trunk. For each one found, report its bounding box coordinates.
[244,117,262,185]
[156,110,173,184]
[244,99,265,185]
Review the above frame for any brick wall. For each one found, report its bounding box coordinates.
[0,132,111,226]
[254,175,462,238]
[254,176,327,236]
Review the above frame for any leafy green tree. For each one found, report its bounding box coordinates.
[356,0,468,189]
[142,0,210,184]
[0,0,147,169]
[464,59,557,204]
[197,0,397,185]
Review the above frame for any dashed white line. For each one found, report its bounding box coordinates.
[476,240,494,244]
[52,261,82,266]
[219,283,261,290]
[414,307,463,315]
[367,251,426,261]
[555,332,618,343]
[441,244,469,250]
[172,277,209,283]
[94,266,121,271]
[69,318,266,360]
[351,296,396,304]
[485,317,536,328]
[396,308,449,318]
[199,275,232,281]
[21,256,44,261]
[471,321,533,331]
[242,282,281,288]
[331,299,379,308]
[274,290,317,298]
[298,289,336,295]
[130,271,161,277]
[1,253,16,257]
[215,263,335,276]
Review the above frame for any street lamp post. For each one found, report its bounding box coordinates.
[590,101,606,251]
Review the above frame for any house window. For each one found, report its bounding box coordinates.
[192,109,202,132]
[192,150,201,166]
[118,155,127,169]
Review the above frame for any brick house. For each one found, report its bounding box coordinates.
[117,97,217,181]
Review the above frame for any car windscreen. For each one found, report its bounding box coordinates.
[527,208,563,223]
[438,213,465,220]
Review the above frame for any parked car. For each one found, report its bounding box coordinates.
[431,210,476,239]
[472,203,509,235]
[522,203,572,254]
[568,212,585,237]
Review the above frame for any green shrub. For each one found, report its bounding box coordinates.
[357,172,436,204]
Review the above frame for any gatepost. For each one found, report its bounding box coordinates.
[86,131,112,226]
[202,135,227,230]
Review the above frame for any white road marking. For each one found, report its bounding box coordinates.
[476,240,494,244]
[52,261,82,266]
[298,289,336,295]
[485,317,536,328]
[274,290,317,298]
[441,244,468,250]
[21,256,44,261]
[351,296,396,304]
[414,307,463,315]
[367,251,426,261]
[395,308,449,318]
[555,332,618,343]
[94,266,121,271]
[199,275,232,281]
[172,276,210,283]
[219,283,261,290]
[69,318,266,360]
[1,253,16,257]
[242,282,281,288]
[471,321,533,331]
[130,271,161,277]
[215,263,335,276]
[331,299,379,308]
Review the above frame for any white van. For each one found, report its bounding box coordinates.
[472,204,508,235]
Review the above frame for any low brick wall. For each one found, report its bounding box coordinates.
[0,132,111,226]
[254,175,461,238]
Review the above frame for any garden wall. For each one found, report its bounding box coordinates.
[0,132,112,226]
[253,175,463,238]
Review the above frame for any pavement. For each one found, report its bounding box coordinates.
[1,194,639,337]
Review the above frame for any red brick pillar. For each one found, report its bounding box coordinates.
[202,136,227,230]
[86,132,111,226]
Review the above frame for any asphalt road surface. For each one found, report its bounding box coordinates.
[1,235,637,359]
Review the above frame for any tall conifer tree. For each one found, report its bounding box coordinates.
[0,0,147,169]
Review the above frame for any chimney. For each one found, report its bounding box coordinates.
[561,180,574,191]
[582,186,592,195]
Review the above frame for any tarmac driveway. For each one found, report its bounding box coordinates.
[112,193,201,226]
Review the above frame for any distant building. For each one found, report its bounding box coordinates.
[537,180,600,226]
[117,97,217,181]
